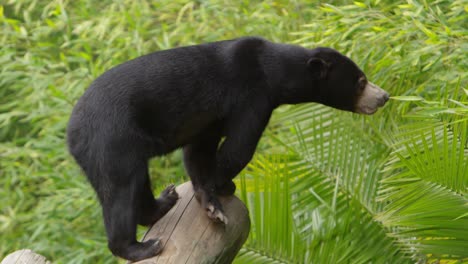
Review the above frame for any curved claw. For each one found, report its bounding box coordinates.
[206,202,228,225]
[161,184,179,200]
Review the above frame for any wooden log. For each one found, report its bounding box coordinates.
[130,182,250,264]
[1,249,50,264]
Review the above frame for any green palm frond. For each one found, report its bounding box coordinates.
[234,2,468,260]
[234,155,304,263]
[236,96,467,263]
[235,104,409,263]
[378,116,467,260]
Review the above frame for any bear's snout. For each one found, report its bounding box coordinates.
[378,92,390,107]
[355,82,389,115]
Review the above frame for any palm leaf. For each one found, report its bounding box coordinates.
[378,117,468,260]
[235,104,408,263]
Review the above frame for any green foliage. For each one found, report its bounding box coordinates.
[234,1,467,263]
[0,0,466,263]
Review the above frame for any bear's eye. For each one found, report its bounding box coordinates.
[358,77,367,91]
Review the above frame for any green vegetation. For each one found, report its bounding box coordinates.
[1,0,466,263]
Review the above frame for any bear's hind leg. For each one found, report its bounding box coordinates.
[137,178,179,226]
[98,157,164,261]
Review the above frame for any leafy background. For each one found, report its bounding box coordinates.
[0,0,466,263]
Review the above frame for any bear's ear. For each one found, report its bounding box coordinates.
[307,58,329,80]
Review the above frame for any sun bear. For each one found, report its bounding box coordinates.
[67,37,389,261]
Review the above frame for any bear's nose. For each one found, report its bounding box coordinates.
[383,92,390,102]
[378,93,390,107]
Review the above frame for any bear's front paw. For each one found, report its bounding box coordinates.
[195,188,229,225]
[206,202,228,224]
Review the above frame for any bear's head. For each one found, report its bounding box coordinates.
[306,47,389,114]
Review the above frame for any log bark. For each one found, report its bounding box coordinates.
[130,182,250,264]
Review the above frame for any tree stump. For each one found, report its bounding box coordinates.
[130,182,250,264]
[1,249,50,264]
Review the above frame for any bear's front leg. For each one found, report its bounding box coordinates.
[183,126,227,223]
[215,180,237,196]
[214,99,272,184]
[209,99,273,222]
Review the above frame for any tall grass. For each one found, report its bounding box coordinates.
[0,0,466,263]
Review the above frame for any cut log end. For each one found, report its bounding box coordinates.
[130,182,251,264]
[1,249,51,264]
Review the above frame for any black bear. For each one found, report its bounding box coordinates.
[67,37,389,261]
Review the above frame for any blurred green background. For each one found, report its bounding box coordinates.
[0,0,467,263]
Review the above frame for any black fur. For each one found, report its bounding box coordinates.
[67,37,370,261]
